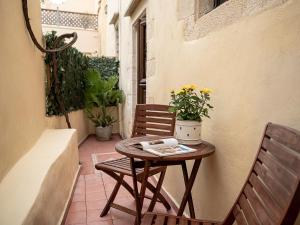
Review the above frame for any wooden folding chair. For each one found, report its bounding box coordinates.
[95,104,176,217]
[142,123,300,225]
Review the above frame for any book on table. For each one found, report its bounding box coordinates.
[134,138,196,156]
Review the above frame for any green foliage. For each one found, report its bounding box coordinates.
[44,31,89,116]
[85,69,123,127]
[88,57,119,79]
[169,85,213,122]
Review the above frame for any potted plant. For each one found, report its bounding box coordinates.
[85,69,123,140]
[169,85,213,145]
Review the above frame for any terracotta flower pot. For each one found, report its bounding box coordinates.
[175,120,202,145]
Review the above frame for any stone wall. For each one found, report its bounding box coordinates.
[178,0,290,40]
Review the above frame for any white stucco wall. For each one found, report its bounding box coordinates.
[41,0,98,14]
[148,0,300,222]
[106,0,300,223]
[42,25,99,55]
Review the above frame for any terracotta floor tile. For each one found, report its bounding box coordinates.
[86,183,105,193]
[72,194,85,202]
[69,201,86,213]
[86,200,108,211]
[86,191,107,201]
[85,174,102,181]
[64,135,174,225]
[85,177,102,185]
[65,211,86,224]
[87,209,112,222]
[113,219,135,225]
[87,220,113,225]
[66,223,86,225]
[110,209,135,222]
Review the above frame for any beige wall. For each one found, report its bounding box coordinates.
[98,0,108,56]
[0,0,89,223]
[0,0,46,181]
[98,0,119,57]
[41,0,98,14]
[114,0,300,222]
[0,0,92,183]
[46,110,92,144]
[147,0,300,221]
[42,25,100,55]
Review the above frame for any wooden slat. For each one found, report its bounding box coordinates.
[253,161,289,209]
[154,215,165,225]
[142,213,156,225]
[136,116,173,125]
[136,128,172,136]
[190,220,199,225]
[238,194,260,225]
[167,216,177,225]
[249,173,282,222]
[110,203,136,216]
[233,205,248,225]
[139,111,175,118]
[137,104,171,111]
[178,217,188,225]
[266,123,300,153]
[244,183,273,225]
[262,137,300,174]
[136,122,172,131]
[258,150,297,193]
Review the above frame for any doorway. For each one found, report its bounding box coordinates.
[137,14,147,104]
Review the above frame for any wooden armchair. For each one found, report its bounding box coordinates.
[95,104,176,216]
[142,123,300,225]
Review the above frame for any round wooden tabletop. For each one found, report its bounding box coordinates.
[115,136,215,161]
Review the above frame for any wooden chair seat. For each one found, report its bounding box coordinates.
[95,157,165,179]
[142,123,300,225]
[142,213,221,225]
[95,104,176,217]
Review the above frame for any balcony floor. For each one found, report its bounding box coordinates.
[65,134,174,225]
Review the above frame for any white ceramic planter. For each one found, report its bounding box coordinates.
[175,120,202,145]
[95,125,113,141]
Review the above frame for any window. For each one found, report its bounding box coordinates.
[195,0,227,18]
[105,4,108,14]
[115,24,119,58]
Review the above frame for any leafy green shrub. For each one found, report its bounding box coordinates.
[44,31,89,116]
[88,57,119,79]
[85,69,123,127]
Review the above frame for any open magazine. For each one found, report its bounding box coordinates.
[134,138,196,156]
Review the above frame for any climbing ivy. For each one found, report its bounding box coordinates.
[88,57,119,79]
[44,31,120,117]
[44,31,89,116]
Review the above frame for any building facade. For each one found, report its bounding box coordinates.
[41,0,100,55]
[99,0,300,222]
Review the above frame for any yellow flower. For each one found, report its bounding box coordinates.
[190,84,197,90]
[200,88,212,94]
[182,85,190,90]
[176,89,185,95]
[182,84,196,91]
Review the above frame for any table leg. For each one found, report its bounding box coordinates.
[130,158,141,225]
[181,161,195,218]
[147,168,167,212]
[139,160,151,208]
[177,159,202,218]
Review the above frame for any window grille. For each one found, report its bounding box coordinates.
[41,9,98,30]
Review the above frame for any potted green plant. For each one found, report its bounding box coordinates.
[169,85,213,145]
[85,69,123,140]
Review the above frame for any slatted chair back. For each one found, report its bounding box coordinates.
[223,123,300,225]
[131,104,176,138]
